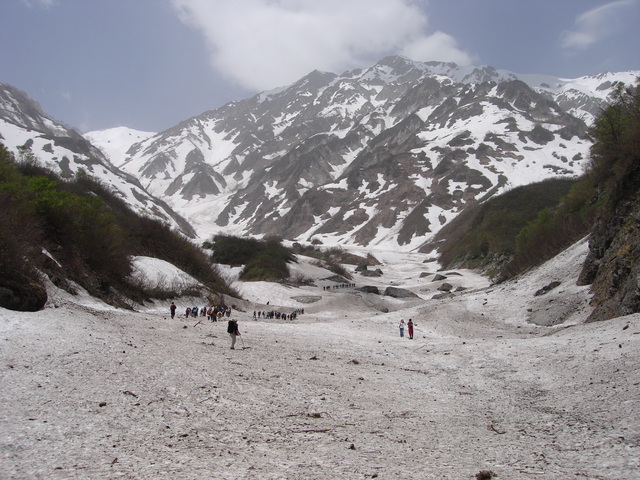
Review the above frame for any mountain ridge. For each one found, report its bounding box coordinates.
[0,83,197,238]
[2,57,638,251]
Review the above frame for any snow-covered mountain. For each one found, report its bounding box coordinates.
[87,56,636,249]
[0,83,196,238]
[2,57,638,250]
[84,127,155,168]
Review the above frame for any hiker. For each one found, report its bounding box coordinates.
[227,319,240,349]
[407,319,414,339]
[399,319,405,337]
[185,307,191,318]
[170,302,177,319]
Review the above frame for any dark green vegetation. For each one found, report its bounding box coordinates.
[0,143,235,311]
[205,235,295,281]
[202,235,378,284]
[578,79,640,321]
[204,236,372,282]
[292,243,372,278]
[431,178,582,277]
[432,79,640,286]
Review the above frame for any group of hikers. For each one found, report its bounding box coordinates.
[321,283,355,290]
[169,301,241,349]
[253,309,304,320]
[169,302,232,322]
[169,301,309,350]
[170,302,414,350]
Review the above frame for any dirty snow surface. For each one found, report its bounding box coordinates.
[1,238,639,479]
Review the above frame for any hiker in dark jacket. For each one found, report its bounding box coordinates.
[227,319,240,349]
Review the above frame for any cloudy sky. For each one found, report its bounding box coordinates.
[1,0,638,133]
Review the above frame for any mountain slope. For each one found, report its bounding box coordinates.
[0,84,196,238]
[3,58,638,250]
[106,56,638,248]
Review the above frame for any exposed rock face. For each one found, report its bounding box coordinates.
[580,189,640,322]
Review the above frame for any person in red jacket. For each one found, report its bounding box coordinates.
[407,319,414,339]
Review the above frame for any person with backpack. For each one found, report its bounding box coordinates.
[227,319,240,349]
[170,302,177,319]
[399,319,405,337]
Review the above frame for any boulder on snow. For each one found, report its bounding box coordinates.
[438,282,453,292]
[534,281,561,296]
[432,274,447,281]
[384,287,420,299]
[360,269,383,277]
[355,286,380,295]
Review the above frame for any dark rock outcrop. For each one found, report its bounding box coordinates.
[360,269,383,277]
[355,286,380,295]
[384,287,420,299]
[0,278,47,312]
[534,281,561,297]
[578,137,640,322]
[580,196,640,322]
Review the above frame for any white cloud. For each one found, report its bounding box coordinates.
[171,0,472,92]
[561,0,637,51]
[401,31,474,66]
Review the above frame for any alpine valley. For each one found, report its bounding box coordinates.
[2,56,638,250]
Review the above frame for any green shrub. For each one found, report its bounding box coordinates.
[206,234,295,281]
[432,178,577,269]
[0,141,236,309]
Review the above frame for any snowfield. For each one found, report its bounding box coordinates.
[1,238,639,479]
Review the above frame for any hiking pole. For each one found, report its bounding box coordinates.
[240,335,247,349]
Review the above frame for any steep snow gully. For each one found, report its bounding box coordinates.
[1,238,639,479]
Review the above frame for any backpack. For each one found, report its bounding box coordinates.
[227,320,236,334]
